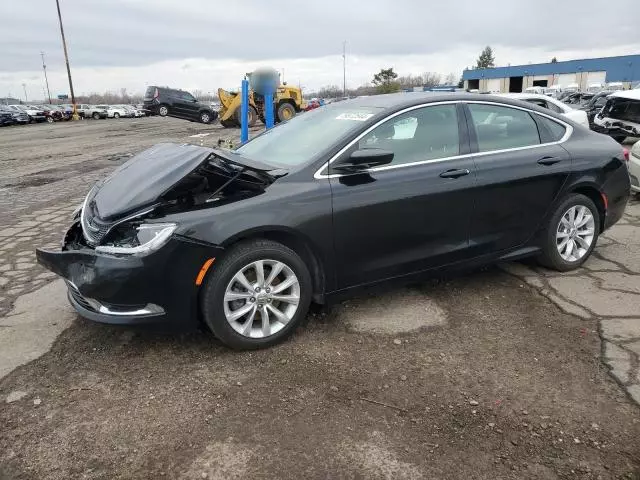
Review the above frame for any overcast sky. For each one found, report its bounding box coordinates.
[1,0,639,100]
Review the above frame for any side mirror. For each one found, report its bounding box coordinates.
[332,148,394,173]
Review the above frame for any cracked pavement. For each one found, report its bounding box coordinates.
[503,195,640,404]
[0,120,639,479]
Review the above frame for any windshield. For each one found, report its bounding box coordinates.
[235,104,383,167]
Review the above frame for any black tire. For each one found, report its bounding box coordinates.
[201,239,313,350]
[277,102,296,122]
[158,104,169,117]
[538,193,600,272]
[92,112,100,120]
[199,110,212,124]
[113,112,120,119]
[234,106,257,127]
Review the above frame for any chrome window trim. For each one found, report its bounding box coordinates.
[313,99,573,179]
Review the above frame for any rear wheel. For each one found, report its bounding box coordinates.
[538,193,599,271]
[199,110,212,124]
[113,112,120,119]
[92,112,100,120]
[158,105,169,117]
[277,102,296,122]
[201,240,312,350]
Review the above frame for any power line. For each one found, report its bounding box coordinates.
[55,0,79,119]
[342,41,346,97]
[41,51,52,104]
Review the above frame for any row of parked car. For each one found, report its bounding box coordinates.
[0,103,150,126]
[502,84,640,144]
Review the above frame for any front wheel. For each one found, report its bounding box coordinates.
[234,106,258,127]
[113,112,120,119]
[201,240,312,350]
[538,193,599,271]
[277,103,296,122]
[46,116,54,123]
[158,105,169,117]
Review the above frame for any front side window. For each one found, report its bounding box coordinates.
[468,103,540,152]
[357,104,460,166]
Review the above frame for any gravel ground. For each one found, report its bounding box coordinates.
[0,118,639,479]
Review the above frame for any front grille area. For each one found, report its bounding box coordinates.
[81,198,113,246]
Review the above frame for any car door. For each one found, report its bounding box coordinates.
[328,103,477,290]
[167,89,186,117]
[464,102,572,255]
[179,92,199,119]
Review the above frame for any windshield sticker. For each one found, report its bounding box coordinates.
[335,112,375,121]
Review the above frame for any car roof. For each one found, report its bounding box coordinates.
[338,92,554,111]
[497,92,548,100]
[609,89,640,101]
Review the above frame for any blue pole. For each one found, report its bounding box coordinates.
[264,93,274,129]
[240,78,249,143]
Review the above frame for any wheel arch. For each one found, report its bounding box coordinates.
[568,183,606,232]
[221,227,326,303]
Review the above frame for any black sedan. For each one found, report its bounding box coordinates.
[36,93,630,349]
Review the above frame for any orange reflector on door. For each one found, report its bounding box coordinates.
[195,258,215,286]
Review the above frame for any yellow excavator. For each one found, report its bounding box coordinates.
[217,83,305,128]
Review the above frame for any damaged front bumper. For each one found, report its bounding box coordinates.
[36,222,223,327]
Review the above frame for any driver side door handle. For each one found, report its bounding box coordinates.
[537,156,562,166]
[439,168,470,179]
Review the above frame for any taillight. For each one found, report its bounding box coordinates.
[153,88,159,99]
[623,148,629,162]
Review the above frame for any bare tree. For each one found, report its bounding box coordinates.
[444,73,457,86]
[398,74,424,88]
[421,72,442,88]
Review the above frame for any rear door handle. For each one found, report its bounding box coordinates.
[439,168,470,179]
[537,156,562,166]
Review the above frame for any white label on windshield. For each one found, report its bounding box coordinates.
[335,112,374,121]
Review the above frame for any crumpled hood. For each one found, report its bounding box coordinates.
[90,143,281,222]
[91,143,213,221]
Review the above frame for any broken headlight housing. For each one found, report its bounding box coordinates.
[95,223,177,256]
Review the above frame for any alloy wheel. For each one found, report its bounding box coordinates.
[556,205,595,262]
[223,259,300,339]
[201,113,210,123]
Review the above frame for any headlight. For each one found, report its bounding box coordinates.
[95,223,177,256]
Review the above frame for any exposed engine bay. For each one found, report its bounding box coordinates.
[594,94,640,139]
[64,144,284,251]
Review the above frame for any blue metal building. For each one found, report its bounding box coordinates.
[462,54,640,93]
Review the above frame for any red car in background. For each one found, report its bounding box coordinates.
[303,99,322,111]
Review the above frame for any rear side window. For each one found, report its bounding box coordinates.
[536,116,567,142]
[144,86,155,99]
[468,103,540,152]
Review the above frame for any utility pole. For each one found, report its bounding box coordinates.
[342,41,346,98]
[41,51,52,104]
[22,83,28,102]
[55,0,79,119]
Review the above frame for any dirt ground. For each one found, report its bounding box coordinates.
[0,118,639,479]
